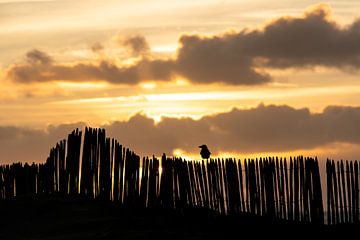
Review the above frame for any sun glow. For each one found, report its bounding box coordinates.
[42,83,360,129]
[152,44,178,53]
[140,82,157,89]
[56,81,109,89]
[169,143,346,162]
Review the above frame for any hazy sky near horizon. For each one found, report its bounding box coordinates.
[1,0,360,163]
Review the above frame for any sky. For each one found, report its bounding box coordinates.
[1,0,360,163]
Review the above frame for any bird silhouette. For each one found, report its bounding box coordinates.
[199,145,211,159]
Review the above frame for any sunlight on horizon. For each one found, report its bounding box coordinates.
[40,84,360,127]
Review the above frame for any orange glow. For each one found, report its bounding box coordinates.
[169,142,360,162]
[140,82,157,89]
[56,81,109,89]
[152,44,178,53]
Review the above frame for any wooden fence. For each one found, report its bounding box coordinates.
[326,159,360,225]
[0,127,327,224]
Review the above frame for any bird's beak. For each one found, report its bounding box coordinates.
[198,146,202,148]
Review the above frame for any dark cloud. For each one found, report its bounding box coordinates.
[2,104,360,163]
[6,4,360,85]
[8,59,174,84]
[121,35,150,57]
[175,34,270,84]
[239,5,360,69]
[91,42,104,53]
[0,123,85,164]
[105,104,360,156]
[26,49,53,65]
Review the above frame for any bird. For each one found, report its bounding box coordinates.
[199,145,211,159]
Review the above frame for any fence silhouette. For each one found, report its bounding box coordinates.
[0,127,357,225]
[326,159,360,225]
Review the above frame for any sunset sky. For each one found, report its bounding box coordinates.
[1,0,360,163]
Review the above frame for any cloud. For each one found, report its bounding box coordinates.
[0,122,86,164]
[26,49,53,65]
[2,104,360,163]
[120,35,150,57]
[7,58,175,84]
[90,42,104,53]
[6,4,360,85]
[240,4,360,69]
[175,34,270,84]
[105,104,360,156]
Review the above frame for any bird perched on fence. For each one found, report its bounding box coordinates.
[199,145,211,159]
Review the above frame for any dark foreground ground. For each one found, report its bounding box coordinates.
[0,196,358,240]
